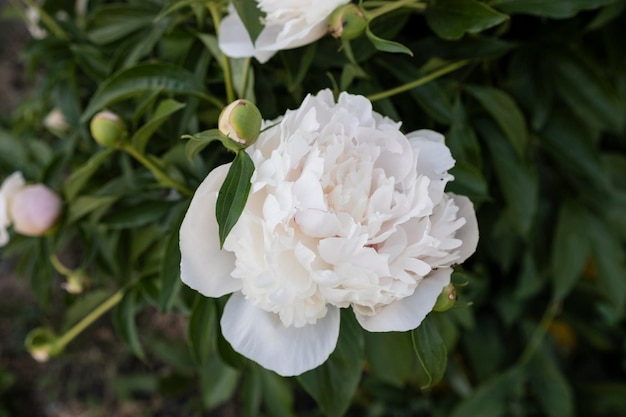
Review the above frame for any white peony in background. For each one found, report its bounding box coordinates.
[0,171,62,246]
[218,0,349,63]
[180,90,478,376]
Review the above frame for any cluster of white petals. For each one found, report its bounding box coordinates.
[0,172,62,246]
[218,0,349,63]
[180,90,478,376]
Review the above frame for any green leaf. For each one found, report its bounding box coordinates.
[199,355,239,410]
[425,0,508,40]
[508,48,554,130]
[232,0,266,44]
[113,289,145,360]
[81,63,207,122]
[379,58,455,124]
[102,201,174,229]
[87,4,156,45]
[529,351,574,417]
[298,311,364,417]
[549,50,624,132]
[450,367,526,417]
[477,119,537,235]
[365,26,413,56]
[131,99,186,154]
[551,202,592,300]
[158,203,188,312]
[447,161,489,204]
[188,295,216,364]
[241,366,263,417]
[490,0,619,18]
[183,129,225,160]
[364,331,416,387]
[260,369,296,417]
[67,195,120,224]
[64,149,115,202]
[584,213,626,318]
[465,85,528,157]
[119,18,170,69]
[412,315,448,389]
[216,151,255,247]
[447,106,483,166]
[540,111,612,197]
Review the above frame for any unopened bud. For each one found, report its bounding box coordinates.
[433,283,457,312]
[44,108,70,136]
[10,184,62,237]
[218,99,262,148]
[90,111,126,147]
[328,4,367,41]
[62,271,87,294]
[25,327,60,362]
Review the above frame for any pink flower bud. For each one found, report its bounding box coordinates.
[10,184,62,236]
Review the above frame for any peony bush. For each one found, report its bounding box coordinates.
[1,0,625,416]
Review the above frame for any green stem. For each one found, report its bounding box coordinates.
[364,0,425,20]
[208,2,236,103]
[367,60,470,102]
[50,255,72,276]
[518,300,561,366]
[122,144,194,196]
[240,57,252,99]
[53,289,124,351]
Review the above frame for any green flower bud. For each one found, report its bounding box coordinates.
[62,271,87,294]
[218,99,262,148]
[90,111,126,147]
[328,4,367,41]
[433,283,457,312]
[25,327,61,362]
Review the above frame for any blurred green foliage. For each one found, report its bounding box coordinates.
[1,0,625,416]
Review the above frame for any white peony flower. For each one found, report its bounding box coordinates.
[218,0,349,63]
[180,90,479,376]
[0,172,26,246]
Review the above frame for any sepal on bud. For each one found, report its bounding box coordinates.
[328,4,367,41]
[90,111,126,148]
[433,283,457,312]
[218,99,262,148]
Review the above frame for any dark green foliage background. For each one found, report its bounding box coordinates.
[1,0,626,416]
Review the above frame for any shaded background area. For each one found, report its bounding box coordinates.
[0,4,236,416]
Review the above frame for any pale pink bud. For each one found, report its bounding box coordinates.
[10,184,62,236]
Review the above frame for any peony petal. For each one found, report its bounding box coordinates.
[221,292,340,376]
[218,8,276,63]
[295,209,341,238]
[407,130,455,177]
[450,194,479,263]
[355,268,451,332]
[180,164,241,297]
[0,171,26,202]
